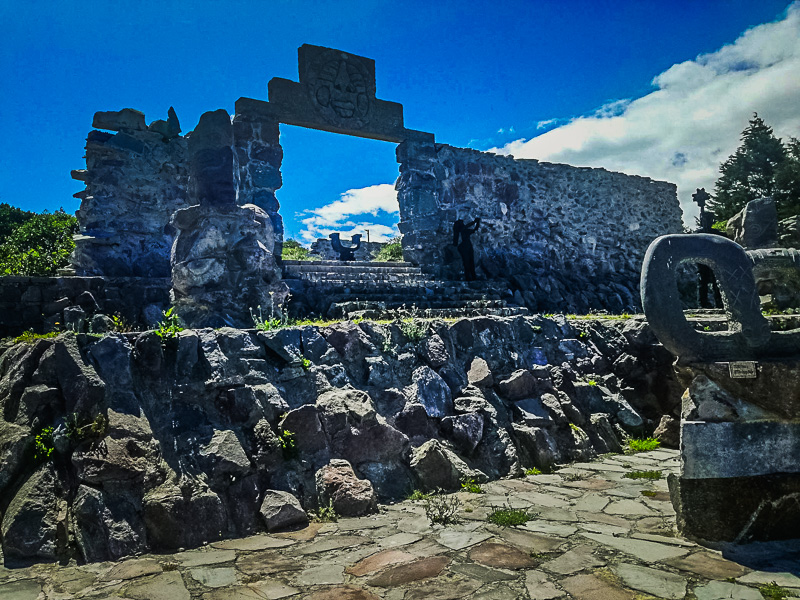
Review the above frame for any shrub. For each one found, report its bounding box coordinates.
[373,238,403,262]
[399,318,428,342]
[487,502,537,527]
[310,499,338,523]
[0,203,35,240]
[627,438,661,453]
[524,467,542,476]
[0,209,78,276]
[460,478,484,494]
[408,489,430,501]
[624,470,662,480]
[423,491,462,525]
[279,429,298,460]
[759,582,792,600]
[33,426,55,462]
[282,239,319,261]
[154,307,184,339]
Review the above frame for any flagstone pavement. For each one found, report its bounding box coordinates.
[2,449,799,599]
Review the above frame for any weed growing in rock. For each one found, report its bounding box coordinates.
[33,426,55,462]
[460,478,484,494]
[399,318,428,342]
[279,429,298,460]
[310,499,338,523]
[154,307,184,339]
[531,325,543,333]
[640,490,657,497]
[250,305,284,331]
[624,470,662,480]
[627,437,661,452]
[110,313,134,333]
[301,358,311,371]
[524,467,542,476]
[569,423,583,432]
[65,413,108,444]
[408,489,430,501]
[13,330,59,344]
[423,491,462,525]
[487,502,537,527]
[759,582,792,600]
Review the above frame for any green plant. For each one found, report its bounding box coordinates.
[154,307,184,339]
[569,423,583,433]
[640,490,657,497]
[578,331,588,339]
[408,489,430,501]
[624,470,662,480]
[13,330,59,344]
[759,581,793,600]
[460,478,484,494]
[423,491,462,525]
[712,220,728,233]
[250,304,284,331]
[279,429,298,460]
[525,467,542,476]
[0,209,78,276]
[310,498,338,523]
[399,317,429,342]
[33,426,55,462]
[110,313,133,333]
[487,502,537,527]
[65,413,108,443]
[627,438,661,453]
[281,239,320,261]
[301,357,311,371]
[373,238,403,262]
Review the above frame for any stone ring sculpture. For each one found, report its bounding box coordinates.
[640,233,800,362]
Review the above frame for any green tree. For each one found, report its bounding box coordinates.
[0,209,78,276]
[0,203,34,241]
[774,137,800,220]
[708,114,787,221]
[281,238,319,261]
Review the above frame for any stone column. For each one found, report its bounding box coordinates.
[170,109,288,328]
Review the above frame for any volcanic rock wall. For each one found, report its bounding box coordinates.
[396,142,683,313]
[0,315,681,565]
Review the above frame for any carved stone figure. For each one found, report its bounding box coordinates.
[329,233,362,261]
[453,218,481,281]
[693,188,722,308]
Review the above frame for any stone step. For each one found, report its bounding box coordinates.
[282,260,415,268]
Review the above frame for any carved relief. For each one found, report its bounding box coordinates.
[305,51,371,129]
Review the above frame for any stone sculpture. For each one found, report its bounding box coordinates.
[453,218,481,281]
[692,188,722,308]
[170,109,288,328]
[641,233,800,542]
[329,232,362,261]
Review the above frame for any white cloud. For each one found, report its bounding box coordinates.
[490,2,800,225]
[298,183,399,245]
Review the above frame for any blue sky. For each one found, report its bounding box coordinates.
[2,0,798,243]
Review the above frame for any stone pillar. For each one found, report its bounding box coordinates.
[233,98,284,257]
[170,109,288,328]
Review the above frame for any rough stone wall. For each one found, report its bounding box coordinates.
[72,109,190,277]
[309,238,386,261]
[396,142,683,313]
[233,98,285,256]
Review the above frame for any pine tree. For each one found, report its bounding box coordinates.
[708,114,787,221]
[774,137,800,220]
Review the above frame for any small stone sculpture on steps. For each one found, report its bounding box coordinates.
[329,232,362,261]
[692,188,722,308]
[453,217,481,281]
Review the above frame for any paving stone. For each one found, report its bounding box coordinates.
[580,533,690,561]
[174,548,237,567]
[492,527,565,553]
[0,579,42,600]
[535,507,580,522]
[470,583,521,600]
[577,521,629,536]
[663,551,749,579]
[738,571,800,587]
[603,499,654,516]
[572,462,629,473]
[518,491,571,508]
[572,493,609,512]
[377,532,422,548]
[101,557,163,581]
[525,569,565,599]
[612,562,687,599]
[449,561,518,582]
[403,577,482,599]
[297,534,370,555]
[397,516,434,534]
[522,521,578,537]
[346,549,416,576]
[633,516,675,536]
[563,478,615,491]
[189,567,238,588]
[367,555,451,586]
[47,566,98,594]
[211,535,296,551]
[337,515,395,531]
[296,563,345,585]
[560,573,636,600]
[542,544,603,575]
[272,522,325,541]
[468,541,537,569]
[630,533,695,547]
[236,551,303,575]
[403,538,450,557]
[203,580,299,599]
[305,585,381,600]
[576,512,632,529]
[694,581,763,600]
[124,571,190,600]
[436,529,492,550]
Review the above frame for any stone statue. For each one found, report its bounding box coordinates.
[693,188,722,308]
[453,218,481,281]
[329,233,361,261]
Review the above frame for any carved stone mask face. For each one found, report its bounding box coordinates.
[311,57,370,127]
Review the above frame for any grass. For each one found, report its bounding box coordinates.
[487,503,538,527]
[624,470,662,480]
[460,478,484,494]
[13,330,60,344]
[640,490,657,497]
[759,582,794,600]
[408,489,431,501]
[524,467,542,476]
[627,437,661,453]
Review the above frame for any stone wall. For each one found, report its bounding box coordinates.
[396,142,683,313]
[309,238,386,261]
[72,109,190,277]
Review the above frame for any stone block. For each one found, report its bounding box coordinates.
[93,108,146,132]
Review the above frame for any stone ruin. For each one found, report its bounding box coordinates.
[642,232,800,542]
[63,43,682,327]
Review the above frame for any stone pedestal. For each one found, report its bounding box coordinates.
[170,203,287,328]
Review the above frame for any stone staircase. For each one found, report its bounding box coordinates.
[281,260,528,318]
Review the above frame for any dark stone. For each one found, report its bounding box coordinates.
[653,415,680,448]
[71,485,147,562]
[188,109,235,207]
[315,459,378,517]
[440,413,484,454]
[259,489,309,531]
[728,197,778,249]
[143,484,227,549]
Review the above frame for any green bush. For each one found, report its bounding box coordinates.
[154,307,184,339]
[487,502,537,527]
[624,470,662,480]
[33,426,55,462]
[373,238,403,262]
[423,491,462,525]
[0,209,78,276]
[627,438,661,453]
[0,203,35,240]
[282,239,319,261]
